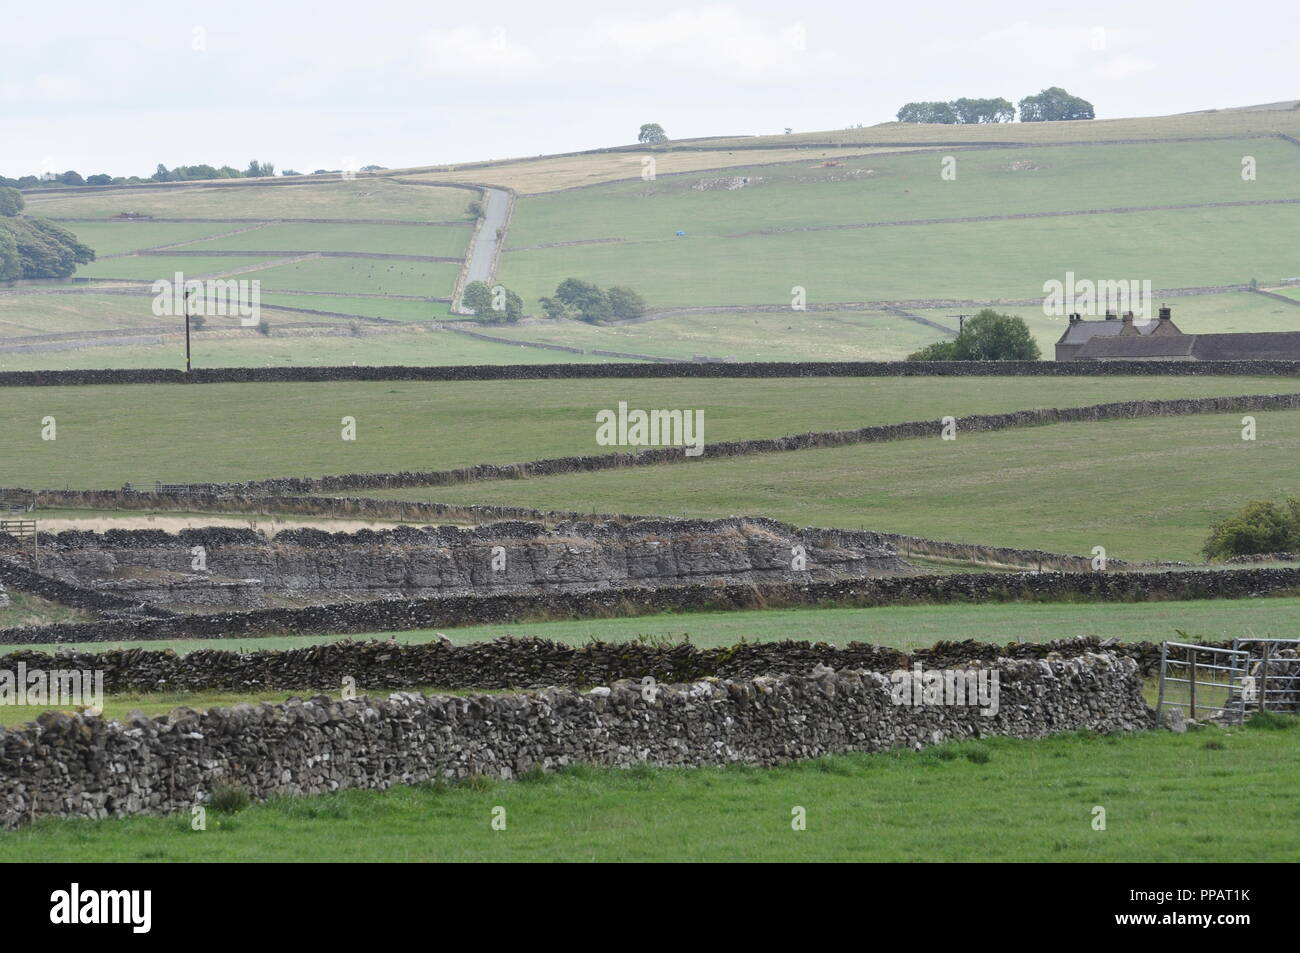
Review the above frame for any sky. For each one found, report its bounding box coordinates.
[2,0,1296,178]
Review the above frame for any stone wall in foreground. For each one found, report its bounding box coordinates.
[0,652,1151,827]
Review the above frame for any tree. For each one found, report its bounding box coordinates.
[1202,499,1300,560]
[245,159,275,178]
[899,98,1013,124]
[0,187,25,217]
[57,170,85,186]
[0,217,94,279]
[1018,87,1094,122]
[462,280,522,322]
[86,174,113,186]
[637,123,668,144]
[907,309,1040,361]
[606,286,646,320]
[537,277,643,323]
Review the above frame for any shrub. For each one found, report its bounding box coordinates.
[1201,499,1300,560]
[907,309,1040,361]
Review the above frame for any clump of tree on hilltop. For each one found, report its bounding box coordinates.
[0,186,94,280]
[896,87,1093,124]
[1202,499,1300,560]
[0,160,387,190]
[539,279,646,323]
[906,309,1040,361]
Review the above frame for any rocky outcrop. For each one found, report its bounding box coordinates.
[0,652,1152,827]
[0,518,902,611]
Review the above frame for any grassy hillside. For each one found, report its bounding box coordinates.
[0,375,1286,489]
[372,409,1300,561]
[22,178,475,221]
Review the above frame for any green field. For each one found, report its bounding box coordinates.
[506,139,1300,246]
[183,222,471,258]
[239,257,463,297]
[0,327,621,372]
[2,724,1294,862]
[24,179,475,222]
[75,254,287,281]
[259,293,459,321]
[501,203,1300,309]
[9,594,1300,656]
[0,375,1287,489]
[372,409,1300,561]
[61,222,246,256]
[483,310,954,361]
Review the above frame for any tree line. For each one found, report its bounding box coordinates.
[0,161,387,190]
[896,87,1094,124]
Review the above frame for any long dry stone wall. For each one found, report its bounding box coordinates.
[3,566,1297,646]
[3,360,1300,388]
[0,652,1151,827]
[0,635,1203,695]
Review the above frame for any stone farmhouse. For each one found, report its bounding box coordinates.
[1055,306,1300,361]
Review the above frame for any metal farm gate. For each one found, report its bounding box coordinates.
[1156,642,1249,725]
[1157,639,1300,725]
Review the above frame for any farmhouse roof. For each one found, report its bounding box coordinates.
[1191,332,1300,361]
[1071,335,1197,360]
[1055,317,1162,345]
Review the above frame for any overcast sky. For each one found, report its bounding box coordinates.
[2,0,1296,178]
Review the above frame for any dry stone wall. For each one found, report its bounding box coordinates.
[0,635,1196,695]
[0,652,1152,827]
[3,566,1297,646]
[3,359,1300,388]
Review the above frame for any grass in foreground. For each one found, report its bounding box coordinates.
[2,724,1296,862]
[7,595,1298,656]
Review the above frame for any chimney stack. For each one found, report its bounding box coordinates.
[1158,305,1172,321]
[1104,310,1117,321]
[1122,311,1134,323]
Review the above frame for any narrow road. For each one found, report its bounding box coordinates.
[464,188,511,284]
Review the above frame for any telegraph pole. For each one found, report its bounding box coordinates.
[184,286,192,372]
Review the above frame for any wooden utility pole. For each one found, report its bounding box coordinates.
[184,286,192,372]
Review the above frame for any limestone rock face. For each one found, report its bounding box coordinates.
[8,518,904,611]
[0,583,9,609]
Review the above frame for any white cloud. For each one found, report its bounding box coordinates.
[1092,54,1156,82]
[415,7,842,84]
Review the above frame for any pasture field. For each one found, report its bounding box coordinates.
[10,595,1300,656]
[181,222,471,258]
[75,254,289,281]
[258,293,461,321]
[0,292,200,337]
[505,139,1300,247]
[22,178,476,222]
[57,222,246,256]
[0,375,1287,489]
[500,202,1300,308]
[374,410,1300,562]
[1,724,1294,862]
[237,257,463,297]
[396,145,927,193]
[481,311,952,362]
[0,327,620,372]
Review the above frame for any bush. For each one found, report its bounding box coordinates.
[1202,499,1300,560]
[906,309,1040,361]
